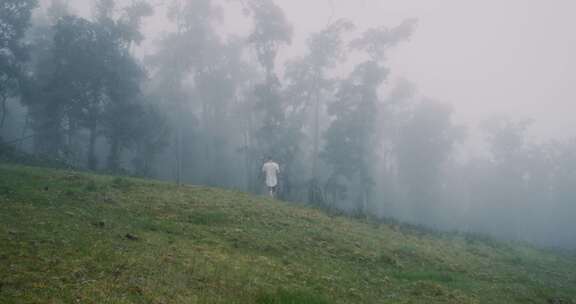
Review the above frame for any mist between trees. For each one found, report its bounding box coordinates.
[1,0,575,249]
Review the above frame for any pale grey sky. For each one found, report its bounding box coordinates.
[67,0,576,140]
[278,0,576,140]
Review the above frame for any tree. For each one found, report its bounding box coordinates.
[25,0,151,170]
[20,1,68,157]
[322,20,417,213]
[49,16,108,164]
[194,38,255,187]
[100,26,148,172]
[466,117,536,238]
[244,0,292,78]
[0,0,38,129]
[322,62,387,212]
[46,0,70,23]
[481,117,532,165]
[284,19,354,204]
[147,0,228,184]
[548,139,576,247]
[396,100,464,225]
[94,0,152,172]
[243,0,295,196]
[132,103,170,177]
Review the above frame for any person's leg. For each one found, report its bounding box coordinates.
[268,187,274,198]
[272,186,278,198]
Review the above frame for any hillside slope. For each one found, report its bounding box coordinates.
[0,164,575,304]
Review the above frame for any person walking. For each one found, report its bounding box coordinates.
[262,156,280,198]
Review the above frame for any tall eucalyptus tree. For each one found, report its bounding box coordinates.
[284,19,354,203]
[0,0,38,130]
[322,19,417,212]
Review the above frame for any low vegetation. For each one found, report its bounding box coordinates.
[1,164,575,303]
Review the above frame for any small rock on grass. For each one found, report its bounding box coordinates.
[92,221,106,228]
[125,233,140,241]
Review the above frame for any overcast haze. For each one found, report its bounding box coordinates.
[65,0,576,140]
[4,0,576,298]
[6,0,572,248]
[281,0,576,139]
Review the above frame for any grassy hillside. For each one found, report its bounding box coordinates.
[0,164,575,304]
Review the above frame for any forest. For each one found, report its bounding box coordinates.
[1,0,575,249]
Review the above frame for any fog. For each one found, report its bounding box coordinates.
[64,0,576,140]
[1,0,575,249]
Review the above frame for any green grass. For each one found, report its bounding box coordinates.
[0,163,575,303]
[256,289,330,304]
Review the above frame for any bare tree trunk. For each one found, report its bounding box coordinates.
[246,111,259,194]
[107,136,121,172]
[243,113,251,192]
[308,71,324,205]
[312,89,321,179]
[18,111,30,151]
[0,93,7,130]
[201,98,213,186]
[245,113,252,191]
[143,149,152,177]
[362,184,370,217]
[66,118,77,166]
[176,126,182,185]
[175,106,183,185]
[88,125,97,170]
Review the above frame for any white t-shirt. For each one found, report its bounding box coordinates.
[262,161,280,187]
